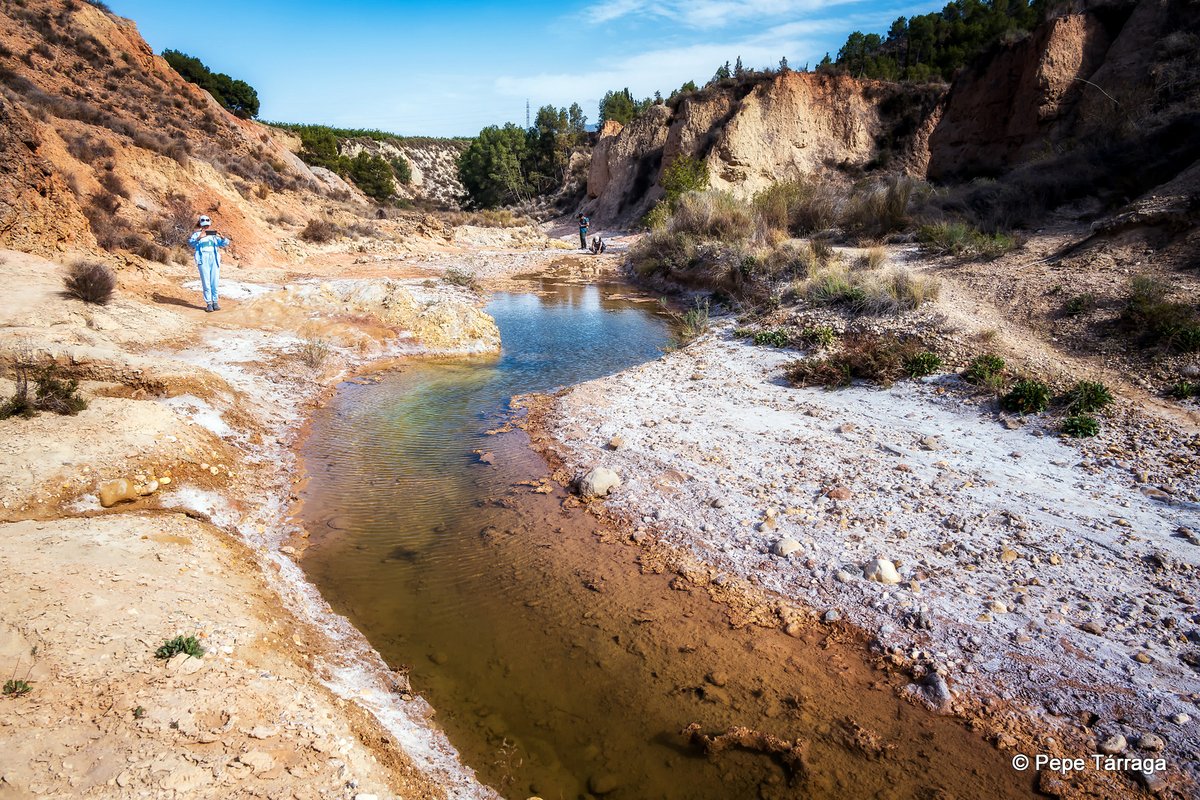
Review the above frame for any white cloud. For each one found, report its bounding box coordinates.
[586,0,865,28]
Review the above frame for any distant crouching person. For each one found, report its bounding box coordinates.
[189,214,230,312]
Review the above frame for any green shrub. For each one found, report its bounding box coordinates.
[346,151,395,202]
[753,328,791,347]
[3,679,31,697]
[785,334,923,389]
[33,368,87,416]
[1001,379,1051,414]
[661,156,709,204]
[841,176,918,238]
[630,229,696,278]
[962,354,1005,385]
[798,325,837,349]
[1170,380,1199,399]
[1063,293,1096,317]
[1062,414,1100,438]
[1121,275,1200,352]
[390,155,412,185]
[668,191,754,242]
[1064,381,1113,413]
[642,202,670,231]
[162,49,259,118]
[675,298,711,340]
[752,179,840,236]
[918,222,1016,259]
[155,636,205,660]
[904,351,943,378]
[64,260,116,305]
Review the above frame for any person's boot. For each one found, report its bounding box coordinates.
[205,302,213,312]
[212,301,220,311]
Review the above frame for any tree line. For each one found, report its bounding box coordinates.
[161,49,260,119]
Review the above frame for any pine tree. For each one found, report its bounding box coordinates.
[734,56,744,77]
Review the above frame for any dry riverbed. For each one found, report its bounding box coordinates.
[537,321,1200,798]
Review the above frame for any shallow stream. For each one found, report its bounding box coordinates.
[300,279,1034,799]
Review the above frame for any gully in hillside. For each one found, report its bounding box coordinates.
[189,215,232,312]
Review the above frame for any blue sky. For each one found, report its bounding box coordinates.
[106,0,946,137]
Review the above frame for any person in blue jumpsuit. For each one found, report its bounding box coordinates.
[188,215,231,312]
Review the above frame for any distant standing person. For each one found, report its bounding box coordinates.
[577,212,589,250]
[189,215,230,312]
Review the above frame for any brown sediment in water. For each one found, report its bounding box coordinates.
[298,335,1040,800]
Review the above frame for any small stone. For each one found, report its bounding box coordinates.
[577,467,621,498]
[705,671,728,687]
[588,773,621,795]
[248,725,279,740]
[1137,733,1165,751]
[158,476,171,485]
[834,570,853,583]
[1049,553,1062,565]
[607,436,625,450]
[824,609,842,623]
[1170,713,1190,725]
[1134,651,1153,664]
[773,538,801,557]
[209,466,220,476]
[863,558,901,584]
[826,487,852,501]
[1081,620,1104,635]
[238,751,275,774]
[998,548,1018,564]
[784,622,803,638]
[837,423,856,434]
[1097,734,1127,755]
[98,479,138,508]
[477,452,496,466]
[989,601,1008,614]
[710,497,726,509]
[919,436,945,451]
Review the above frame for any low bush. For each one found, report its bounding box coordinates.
[1062,414,1100,438]
[154,635,204,660]
[962,354,1005,386]
[442,266,478,289]
[806,263,939,315]
[904,351,943,378]
[842,176,919,239]
[798,325,837,350]
[296,336,331,369]
[1064,381,1113,413]
[1169,380,1199,399]
[674,298,711,341]
[917,222,1016,259]
[1000,379,1051,414]
[1121,276,1200,352]
[299,219,341,243]
[753,328,791,347]
[97,170,129,199]
[63,260,115,305]
[856,246,887,271]
[752,179,840,236]
[1063,293,1096,317]
[443,209,533,228]
[668,191,755,243]
[785,334,923,389]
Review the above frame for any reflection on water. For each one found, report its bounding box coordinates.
[300,280,1035,800]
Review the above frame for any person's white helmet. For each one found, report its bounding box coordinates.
[197,215,212,227]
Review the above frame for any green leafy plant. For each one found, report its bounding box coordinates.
[1063,293,1096,317]
[1064,381,1113,413]
[798,325,837,349]
[917,222,1016,259]
[133,705,146,719]
[3,679,31,697]
[1062,414,1100,438]
[1121,275,1200,352]
[1170,380,1199,399]
[753,328,791,347]
[675,298,711,341]
[1001,379,1051,414]
[904,351,943,378]
[154,636,205,660]
[962,354,1005,385]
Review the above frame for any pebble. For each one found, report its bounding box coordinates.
[1137,733,1165,751]
[705,671,728,687]
[1081,620,1104,635]
[588,773,621,795]
[998,547,1018,564]
[863,558,902,585]
[835,570,853,583]
[1097,734,1127,755]
[1134,651,1153,664]
[772,538,801,557]
[1170,713,1190,725]
[826,487,852,501]
[711,498,726,508]
[824,609,842,622]
[607,436,625,450]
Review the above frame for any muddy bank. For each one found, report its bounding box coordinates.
[533,318,1199,798]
